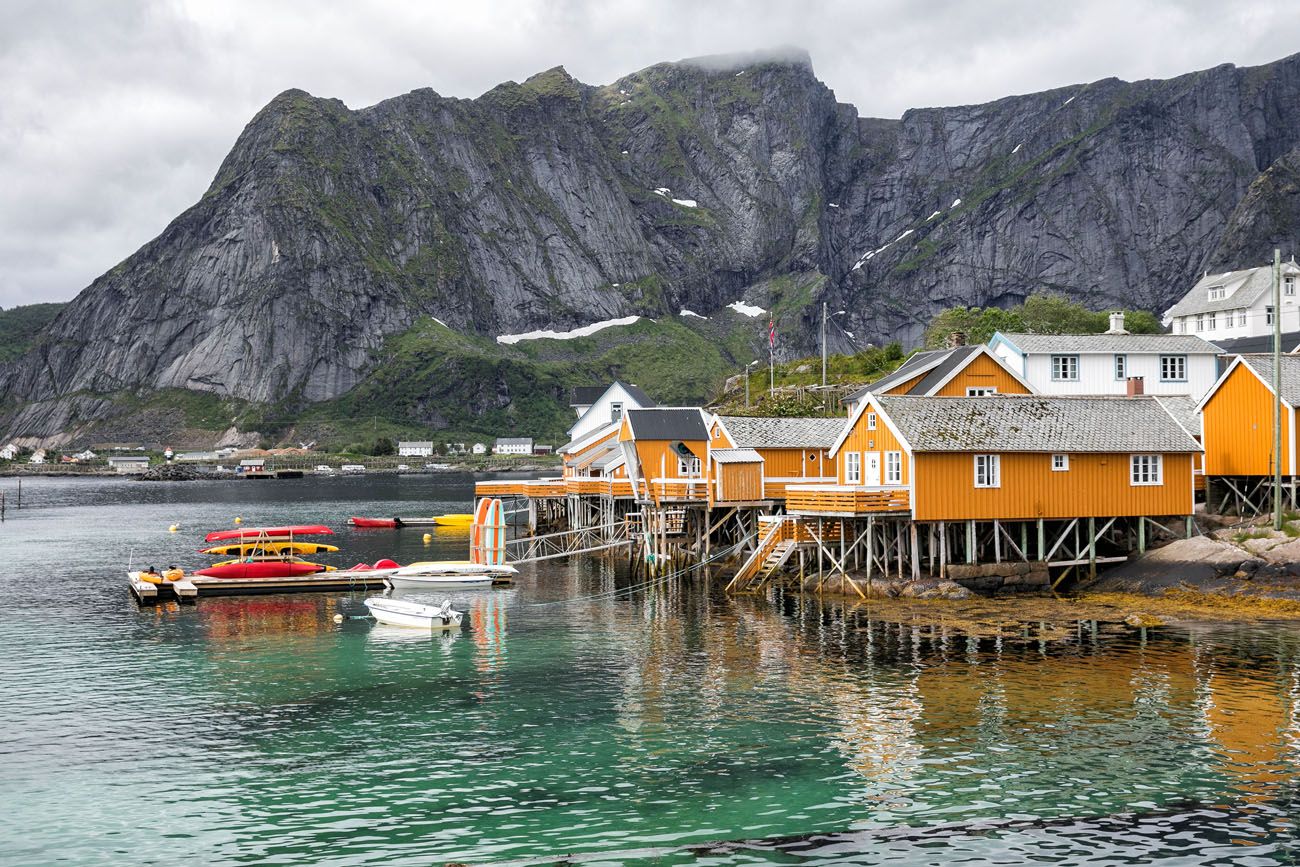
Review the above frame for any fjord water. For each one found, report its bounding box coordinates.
[2,477,1299,866]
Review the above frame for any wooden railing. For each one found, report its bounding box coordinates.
[784,485,911,515]
[650,477,709,502]
[477,477,636,499]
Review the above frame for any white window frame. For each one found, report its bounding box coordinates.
[965,386,998,396]
[677,456,701,477]
[1178,319,1187,334]
[1207,285,1224,300]
[1159,354,1187,382]
[1267,306,1275,325]
[1206,312,1215,330]
[845,451,861,484]
[1114,354,1126,380]
[1238,309,1247,327]
[974,454,1001,488]
[609,401,623,421]
[1286,276,1295,297]
[1195,314,1204,332]
[884,451,902,485]
[1050,355,1079,382]
[1130,454,1162,486]
[866,412,877,431]
[1052,454,1069,471]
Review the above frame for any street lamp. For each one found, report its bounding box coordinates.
[822,304,849,391]
[745,359,760,407]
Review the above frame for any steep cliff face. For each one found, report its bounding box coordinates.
[5,49,1300,440]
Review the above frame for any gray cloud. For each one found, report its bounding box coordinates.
[2,0,1298,307]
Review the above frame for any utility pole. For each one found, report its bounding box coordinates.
[745,364,750,407]
[1275,248,1283,530]
[769,317,775,396]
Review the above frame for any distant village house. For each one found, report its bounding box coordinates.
[494,437,533,455]
[398,441,434,457]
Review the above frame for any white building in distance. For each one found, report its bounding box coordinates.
[1164,260,1300,340]
[493,437,533,455]
[397,441,434,457]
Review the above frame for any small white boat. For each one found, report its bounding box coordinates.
[385,560,516,590]
[363,597,463,629]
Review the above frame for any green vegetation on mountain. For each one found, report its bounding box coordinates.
[923,294,1162,348]
[0,303,65,362]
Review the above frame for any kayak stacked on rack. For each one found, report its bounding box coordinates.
[348,513,475,528]
[195,525,339,579]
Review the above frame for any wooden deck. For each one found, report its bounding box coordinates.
[784,484,911,516]
[476,477,635,499]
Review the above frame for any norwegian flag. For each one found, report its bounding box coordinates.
[768,317,776,348]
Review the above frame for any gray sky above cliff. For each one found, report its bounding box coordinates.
[2,0,1298,309]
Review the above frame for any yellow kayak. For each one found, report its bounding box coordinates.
[433,514,475,526]
[201,541,340,556]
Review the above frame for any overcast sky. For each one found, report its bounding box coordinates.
[2,0,1298,309]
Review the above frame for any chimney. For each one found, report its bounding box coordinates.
[1107,311,1129,335]
[947,331,967,348]
[1126,376,1145,396]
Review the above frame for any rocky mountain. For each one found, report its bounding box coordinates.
[5,48,1300,443]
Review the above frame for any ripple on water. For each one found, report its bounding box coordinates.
[2,477,1300,864]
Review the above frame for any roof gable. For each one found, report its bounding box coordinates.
[1165,261,1300,319]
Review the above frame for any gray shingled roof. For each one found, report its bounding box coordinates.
[1210,332,1300,356]
[495,437,533,446]
[1152,395,1201,437]
[717,416,846,449]
[876,395,1201,453]
[844,349,947,402]
[1164,262,1300,318]
[570,381,657,408]
[625,408,709,440]
[996,332,1222,354]
[1237,355,1300,406]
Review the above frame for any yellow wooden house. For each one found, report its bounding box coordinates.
[789,394,1200,522]
[708,416,844,499]
[1197,354,1300,511]
[842,344,1033,408]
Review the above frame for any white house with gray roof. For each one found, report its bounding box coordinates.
[990,323,1222,399]
[1164,260,1300,340]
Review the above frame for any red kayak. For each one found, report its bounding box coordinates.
[350,517,397,528]
[194,561,329,579]
[204,524,334,543]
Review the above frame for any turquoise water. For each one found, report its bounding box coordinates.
[2,476,1300,865]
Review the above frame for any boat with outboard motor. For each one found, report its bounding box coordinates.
[364,597,463,629]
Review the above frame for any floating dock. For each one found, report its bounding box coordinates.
[129,568,513,604]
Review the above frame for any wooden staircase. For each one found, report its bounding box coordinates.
[727,516,800,592]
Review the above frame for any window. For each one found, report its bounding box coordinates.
[1178,319,1188,334]
[1195,314,1204,332]
[866,412,877,430]
[1267,306,1275,325]
[966,386,998,396]
[1114,354,1126,380]
[677,456,700,476]
[1052,454,1069,471]
[1160,354,1186,382]
[1051,355,1079,381]
[1130,454,1162,485]
[1207,285,1225,300]
[1238,309,1247,327]
[845,451,861,484]
[974,454,1000,488]
[1286,276,1295,297]
[1206,312,1215,330]
[885,451,902,484]
[610,402,623,421]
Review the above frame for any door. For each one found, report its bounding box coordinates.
[864,452,881,487]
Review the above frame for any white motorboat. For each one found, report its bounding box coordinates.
[385,560,516,590]
[363,597,463,629]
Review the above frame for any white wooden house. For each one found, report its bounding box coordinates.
[397,441,434,457]
[1164,260,1300,340]
[990,318,1222,400]
[568,381,656,442]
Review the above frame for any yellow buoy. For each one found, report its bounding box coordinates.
[422,533,432,543]
[332,613,344,624]
[168,524,179,533]
[234,516,243,524]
